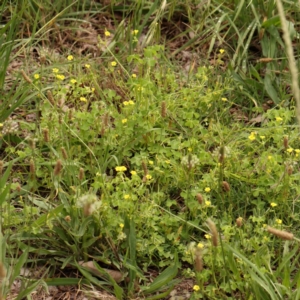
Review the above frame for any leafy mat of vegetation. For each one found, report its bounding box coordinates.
[1,0,300,299]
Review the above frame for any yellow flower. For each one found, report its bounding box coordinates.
[221,97,227,101]
[275,117,283,122]
[34,74,40,79]
[124,100,134,106]
[267,155,272,160]
[287,147,293,153]
[124,194,130,199]
[111,61,117,67]
[104,30,111,37]
[204,234,211,239]
[193,285,200,292]
[80,97,87,102]
[205,200,211,207]
[67,55,74,61]
[260,136,266,139]
[204,187,211,193]
[197,243,204,249]
[132,73,137,78]
[115,166,127,172]
[270,202,277,207]
[52,68,59,73]
[70,79,77,84]
[248,132,256,141]
[219,49,225,54]
[276,219,282,225]
[263,236,269,242]
[56,74,65,80]
[122,118,127,124]
[119,223,124,228]
[145,174,152,180]
[130,171,137,176]
[188,147,192,152]
[132,29,139,35]
[149,160,154,165]
[85,64,90,69]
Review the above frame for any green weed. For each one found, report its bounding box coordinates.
[1,0,300,299]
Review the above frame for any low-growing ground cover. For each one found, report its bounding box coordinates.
[1,0,300,299]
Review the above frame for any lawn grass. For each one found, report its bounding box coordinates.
[1,0,300,299]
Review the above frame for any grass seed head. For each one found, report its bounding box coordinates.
[236,217,243,227]
[21,70,32,83]
[54,159,62,176]
[207,218,218,247]
[57,97,64,108]
[267,226,294,240]
[194,248,203,272]
[79,167,84,181]
[219,146,225,164]
[16,183,21,193]
[47,90,55,106]
[43,128,49,142]
[101,113,109,136]
[68,108,73,121]
[65,215,71,222]
[161,101,167,118]
[222,181,230,192]
[287,164,293,175]
[83,203,92,217]
[61,147,68,160]
[29,138,35,149]
[142,160,148,175]
[196,193,203,204]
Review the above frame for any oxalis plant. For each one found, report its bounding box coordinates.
[1,0,300,299]
[7,43,300,299]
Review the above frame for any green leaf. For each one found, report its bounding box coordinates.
[141,254,178,295]
[90,261,124,300]
[15,279,42,300]
[32,204,64,232]
[226,245,280,300]
[11,249,29,282]
[76,263,111,288]
[76,261,123,299]
[264,75,279,104]
[261,16,281,28]
[145,284,179,300]
[125,216,137,293]
[45,277,88,285]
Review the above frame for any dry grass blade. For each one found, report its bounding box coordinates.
[276,0,300,125]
